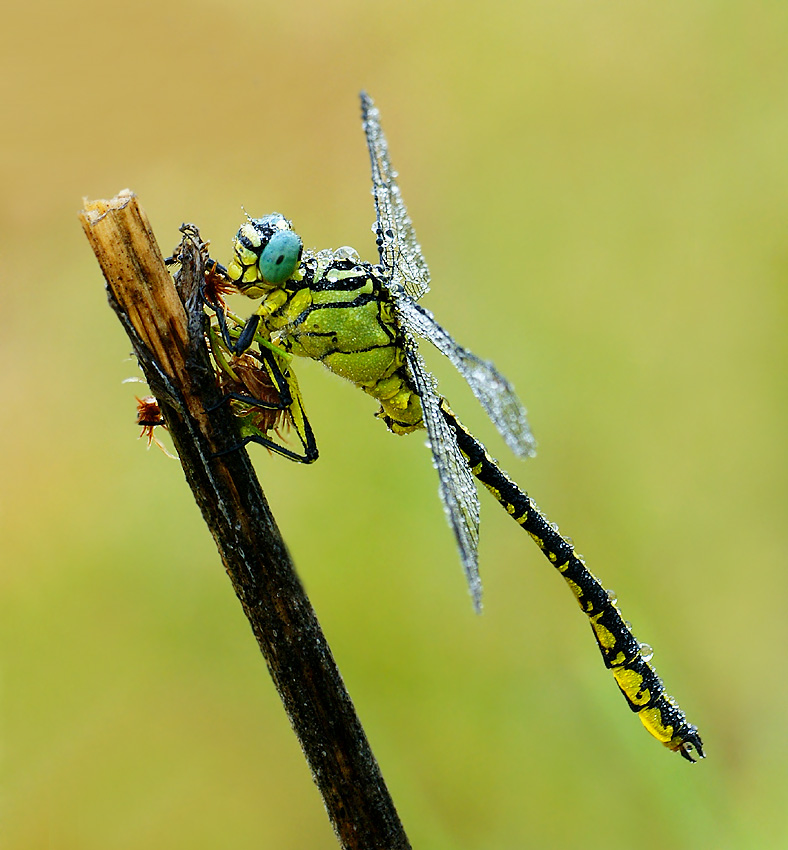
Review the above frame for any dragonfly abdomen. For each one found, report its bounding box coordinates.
[440,400,704,762]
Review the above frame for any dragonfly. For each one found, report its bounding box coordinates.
[203,92,704,762]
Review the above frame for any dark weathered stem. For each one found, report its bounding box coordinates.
[79,191,412,850]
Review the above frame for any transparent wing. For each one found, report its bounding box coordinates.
[360,91,431,301]
[397,298,536,458]
[403,340,482,610]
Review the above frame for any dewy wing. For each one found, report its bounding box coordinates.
[395,297,536,458]
[403,339,482,610]
[360,91,431,302]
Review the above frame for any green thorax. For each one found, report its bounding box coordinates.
[228,224,423,433]
[278,250,400,386]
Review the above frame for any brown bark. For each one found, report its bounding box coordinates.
[80,191,411,850]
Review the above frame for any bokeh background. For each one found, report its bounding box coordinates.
[2,2,787,848]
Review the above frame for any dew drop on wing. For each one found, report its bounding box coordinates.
[606,588,617,604]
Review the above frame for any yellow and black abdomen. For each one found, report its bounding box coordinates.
[440,401,704,762]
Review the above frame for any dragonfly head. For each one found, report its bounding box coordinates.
[227,213,303,296]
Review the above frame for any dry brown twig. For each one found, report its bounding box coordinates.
[79,190,411,850]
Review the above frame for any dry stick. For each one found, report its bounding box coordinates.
[79,190,412,850]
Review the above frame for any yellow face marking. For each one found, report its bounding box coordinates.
[227,259,243,282]
[239,222,262,246]
[238,246,259,268]
[242,266,259,284]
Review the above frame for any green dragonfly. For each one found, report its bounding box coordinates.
[204,92,704,762]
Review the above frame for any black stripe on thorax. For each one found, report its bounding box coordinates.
[288,293,397,343]
[307,261,389,295]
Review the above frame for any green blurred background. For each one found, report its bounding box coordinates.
[2,1,786,847]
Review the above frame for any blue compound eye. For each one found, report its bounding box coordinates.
[258,230,302,283]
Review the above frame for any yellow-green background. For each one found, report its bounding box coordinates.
[2,2,786,848]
